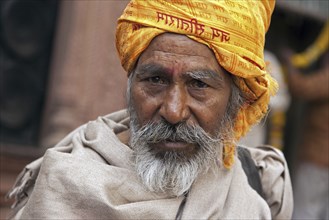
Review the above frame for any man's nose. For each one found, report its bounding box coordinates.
[159,85,190,125]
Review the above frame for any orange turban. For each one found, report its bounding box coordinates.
[116,0,278,168]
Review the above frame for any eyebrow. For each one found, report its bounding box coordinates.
[134,63,225,83]
[134,64,167,77]
[184,69,224,82]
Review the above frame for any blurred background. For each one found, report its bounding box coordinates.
[0,0,328,218]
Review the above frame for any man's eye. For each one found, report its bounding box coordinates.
[190,79,208,88]
[147,76,166,84]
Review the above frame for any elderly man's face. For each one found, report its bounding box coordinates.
[130,33,232,152]
[128,33,235,196]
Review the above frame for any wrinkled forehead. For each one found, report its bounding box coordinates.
[143,33,214,57]
[135,33,225,75]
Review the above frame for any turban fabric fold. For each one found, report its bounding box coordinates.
[116,0,277,168]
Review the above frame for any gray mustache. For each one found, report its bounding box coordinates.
[134,119,219,146]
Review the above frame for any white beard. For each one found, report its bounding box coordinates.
[130,118,224,197]
[133,144,212,196]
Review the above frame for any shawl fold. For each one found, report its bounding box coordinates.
[7,109,292,219]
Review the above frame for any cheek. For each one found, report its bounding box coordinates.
[194,93,230,135]
[131,84,160,125]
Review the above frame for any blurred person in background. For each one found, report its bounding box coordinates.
[283,21,328,219]
[6,0,293,219]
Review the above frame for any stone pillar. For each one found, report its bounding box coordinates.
[40,1,129,148]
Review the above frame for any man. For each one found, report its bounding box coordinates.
[7,0,293,219]
[283,22,328,219]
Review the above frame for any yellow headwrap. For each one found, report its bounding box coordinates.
[116,0,278,168]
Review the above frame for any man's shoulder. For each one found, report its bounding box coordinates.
[237,145,293,219]
[237,146,264,198]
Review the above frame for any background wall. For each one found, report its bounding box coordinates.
[39,0,129,149]
[0,1,129,218]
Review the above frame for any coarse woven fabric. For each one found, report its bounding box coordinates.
[7,110,293,219]
[115,0,278,168]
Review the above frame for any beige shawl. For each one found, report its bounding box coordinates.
[8,109,293,219]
